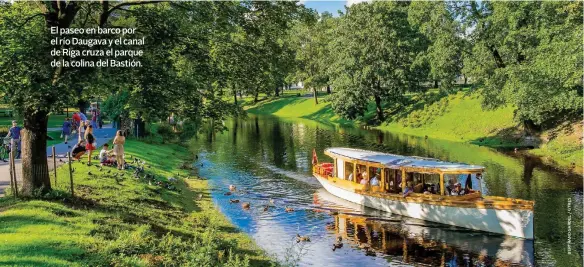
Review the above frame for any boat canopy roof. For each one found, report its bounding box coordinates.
[325,147,484,173]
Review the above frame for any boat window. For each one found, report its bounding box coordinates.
[412,173,424,193]
[344,162,354,181]
[422,173,440,195]
[368,167,380,186]
[443,174,473,195]
[383,168,401,193]
[405,172,415,192]
[356,164,367,184]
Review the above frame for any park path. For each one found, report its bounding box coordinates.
[0,125,117,197]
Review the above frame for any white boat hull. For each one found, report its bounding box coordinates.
[315,176,534,239]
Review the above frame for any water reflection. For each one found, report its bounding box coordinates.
[192,114,582,266]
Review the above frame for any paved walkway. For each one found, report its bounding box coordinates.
[0,125,117,197]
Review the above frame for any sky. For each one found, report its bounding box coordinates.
[300,0,369,16]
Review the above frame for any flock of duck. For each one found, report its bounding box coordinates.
[220,184,360,253]
[223,184,295,212]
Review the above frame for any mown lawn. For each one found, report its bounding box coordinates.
[0,139,272,266]
[0,112,74,134]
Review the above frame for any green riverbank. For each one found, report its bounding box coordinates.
[0,139,272,266]
[245,91,582,173]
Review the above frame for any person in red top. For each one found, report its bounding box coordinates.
[72,112,81,132]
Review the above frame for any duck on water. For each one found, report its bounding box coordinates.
[312,147,534,239]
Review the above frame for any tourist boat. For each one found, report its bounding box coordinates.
[312,148,535,239]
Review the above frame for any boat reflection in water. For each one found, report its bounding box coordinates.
[314,189,535,267]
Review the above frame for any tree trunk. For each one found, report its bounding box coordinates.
[274,86,279,97]
[463,75,467,85]
[313,87,318,105]
[20,110,51,196]
[254,91,259,103]
[326,85,331,94]
[232,84,237,105]
[523,119,539,135]
[433,80,438,88]
[77,99,88,114]
[374,94,384,122]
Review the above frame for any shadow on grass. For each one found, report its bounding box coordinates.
[247,97,305,115]
[301,105,354,128]
[469,125,539,149]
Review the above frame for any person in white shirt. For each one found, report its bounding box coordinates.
[370,175,380,186]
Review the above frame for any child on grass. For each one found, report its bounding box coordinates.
[99,143,115,166]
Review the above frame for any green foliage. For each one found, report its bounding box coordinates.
[155,123,175,144]
[408,2,464,91]
[328,2,426,122]
[289,11,335,102]
[101,90,129,123]
[456,1,583,125]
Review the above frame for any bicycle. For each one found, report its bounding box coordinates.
[0,137,11,162]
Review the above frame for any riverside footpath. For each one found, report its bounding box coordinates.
[0,125,117,197]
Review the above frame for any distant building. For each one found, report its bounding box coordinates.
[289,81,304,89]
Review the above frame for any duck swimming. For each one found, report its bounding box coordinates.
[332,237,343,251]
[296,234,310,243]
[285,207,294,212]
[229,199,240,203]
[241,202,250,209]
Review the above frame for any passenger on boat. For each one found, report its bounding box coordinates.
[370,174,380,186]
[414,181,424,193]
[450,183,466,196]
[403,182,414,197]
[446,179,456,195]
[360,176,369,185]
[348,172,354,182]
[361,170,368,181]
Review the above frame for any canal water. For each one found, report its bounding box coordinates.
[191,114,582,266]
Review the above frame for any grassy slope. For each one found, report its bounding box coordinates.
[246,92,582,171]
[0,139,271,266]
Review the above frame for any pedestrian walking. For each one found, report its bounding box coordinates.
[72,112,81,133]
[5,120,22,159]
[91,109,98,129]
[62,117,72,144]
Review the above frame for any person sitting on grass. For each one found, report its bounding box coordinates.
[99,144,115,166]
[72,140,86,160]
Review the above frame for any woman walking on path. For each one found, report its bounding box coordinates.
[85,125,96,165]
[62,118,72,144]
[113,130,126,170]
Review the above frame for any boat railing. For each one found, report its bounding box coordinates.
[313,162,334,177]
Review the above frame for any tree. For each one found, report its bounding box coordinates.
[329,2,425,122]
[290,11,336,104]
[455,1,583,130]
[408,2,463,91]
[0,1,284,196]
